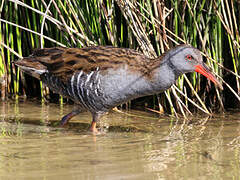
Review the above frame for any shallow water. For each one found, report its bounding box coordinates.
[0,100,239,180]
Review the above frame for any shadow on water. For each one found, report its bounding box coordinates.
[0,100,240,179]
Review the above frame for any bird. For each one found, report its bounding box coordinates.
[14,45,222,133]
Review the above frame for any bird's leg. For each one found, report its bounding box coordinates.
[89,113,103,133]
[60,109,81,126]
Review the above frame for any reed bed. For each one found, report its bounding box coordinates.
[0,0,240,116]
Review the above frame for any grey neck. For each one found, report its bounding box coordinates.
[147,61,181,94]
[166,59,182,78]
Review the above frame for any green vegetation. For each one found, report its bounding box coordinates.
[0,0,240,116]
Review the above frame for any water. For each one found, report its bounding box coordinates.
[0,100,239,180]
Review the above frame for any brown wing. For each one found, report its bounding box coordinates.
[30,46,152,82]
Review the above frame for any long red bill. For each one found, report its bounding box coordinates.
[195,63,223,90]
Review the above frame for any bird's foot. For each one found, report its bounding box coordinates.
[89,121,103,135]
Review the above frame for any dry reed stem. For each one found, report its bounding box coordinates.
[0,18,66,47]
[116,0,156,58]
[40,0,54,48]
[8,0,95,45]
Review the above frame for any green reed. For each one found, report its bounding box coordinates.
[0,22,4,86]
[1,0,240,115]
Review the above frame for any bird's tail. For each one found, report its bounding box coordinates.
[13,57,47,80]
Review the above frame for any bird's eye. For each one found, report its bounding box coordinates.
[186,55,193,61]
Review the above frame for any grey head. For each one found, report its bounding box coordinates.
[164,45,222,89]
[166,45,202,74]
